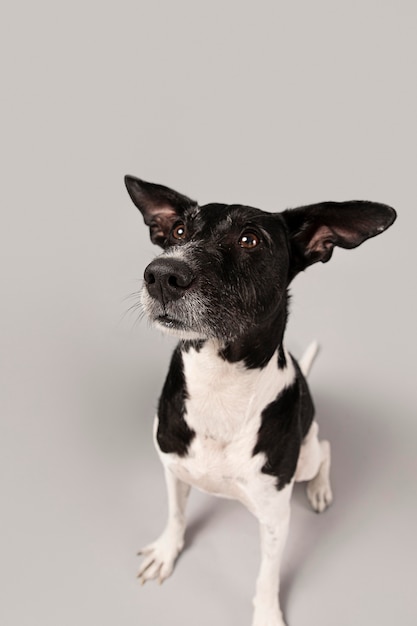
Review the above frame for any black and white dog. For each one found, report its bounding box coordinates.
[125,175,396,626]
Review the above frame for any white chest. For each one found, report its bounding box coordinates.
[183,342,294,438]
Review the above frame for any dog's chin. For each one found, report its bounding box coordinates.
[152,315,207,341]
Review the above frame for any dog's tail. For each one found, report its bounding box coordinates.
[299,340,320,377]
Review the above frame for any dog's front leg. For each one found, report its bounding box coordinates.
[252,494,292,626]
[138,466,190,585]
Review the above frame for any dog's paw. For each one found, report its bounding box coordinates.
[137,532,184,585]
[307,475,333,513]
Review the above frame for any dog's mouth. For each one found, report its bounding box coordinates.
[155,314,189,331]
[152,312,208,341]
[142,288,208,339]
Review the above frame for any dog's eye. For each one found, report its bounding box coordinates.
[172,223,187,240]
[239,232,260,249]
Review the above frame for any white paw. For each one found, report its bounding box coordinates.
[137,531,184,585]
[307,475,333,513]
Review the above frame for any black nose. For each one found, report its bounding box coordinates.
[144,257,196,304]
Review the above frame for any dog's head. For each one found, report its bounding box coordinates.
[125,175,396,343]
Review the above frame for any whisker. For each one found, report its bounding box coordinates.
[122,291,143,302]
[132,309,147,330]
[120,295,145,327]
[118,278,151,332]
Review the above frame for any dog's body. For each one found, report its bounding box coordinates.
[125,175,396,626]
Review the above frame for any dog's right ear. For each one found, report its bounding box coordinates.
[124,175,198,247]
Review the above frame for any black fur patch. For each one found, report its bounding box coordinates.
[219,301,289,370]
[277,345,287,369]
[156,346,195,456]
[252,358,314,490]
[181,339,206,353]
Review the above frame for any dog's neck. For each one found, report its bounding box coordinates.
[183,295,289,371]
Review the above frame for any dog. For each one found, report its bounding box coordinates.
[124,175,396,626]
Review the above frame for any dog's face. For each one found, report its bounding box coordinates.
[125,176,396,342]
[143,202,290,341]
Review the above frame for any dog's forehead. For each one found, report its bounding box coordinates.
[182,203,288,248]
[186,203,270,232]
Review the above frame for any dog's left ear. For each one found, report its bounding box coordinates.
[282,200,397,277]
[124,175,198,247]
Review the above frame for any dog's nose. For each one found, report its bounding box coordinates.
[144,258,196,304]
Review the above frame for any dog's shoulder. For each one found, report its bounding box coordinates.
[156,343,196,457]
[253,356,315,490]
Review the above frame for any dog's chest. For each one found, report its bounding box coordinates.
[183,344,264,440]
[162,343,295,501]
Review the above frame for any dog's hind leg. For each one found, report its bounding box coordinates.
[295,421,333,513]
[137,466,190,584]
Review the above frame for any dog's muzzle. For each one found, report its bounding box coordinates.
[144,257,196,305]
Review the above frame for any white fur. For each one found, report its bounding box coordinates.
[138,340,332,626]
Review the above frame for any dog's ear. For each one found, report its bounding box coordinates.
[124,175,198,247]
[282,200,396,277]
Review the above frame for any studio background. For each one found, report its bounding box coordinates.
[1,2,416,625]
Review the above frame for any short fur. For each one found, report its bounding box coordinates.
[125,175,396,626]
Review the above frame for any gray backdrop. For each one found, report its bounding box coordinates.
[1,1,416,625]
